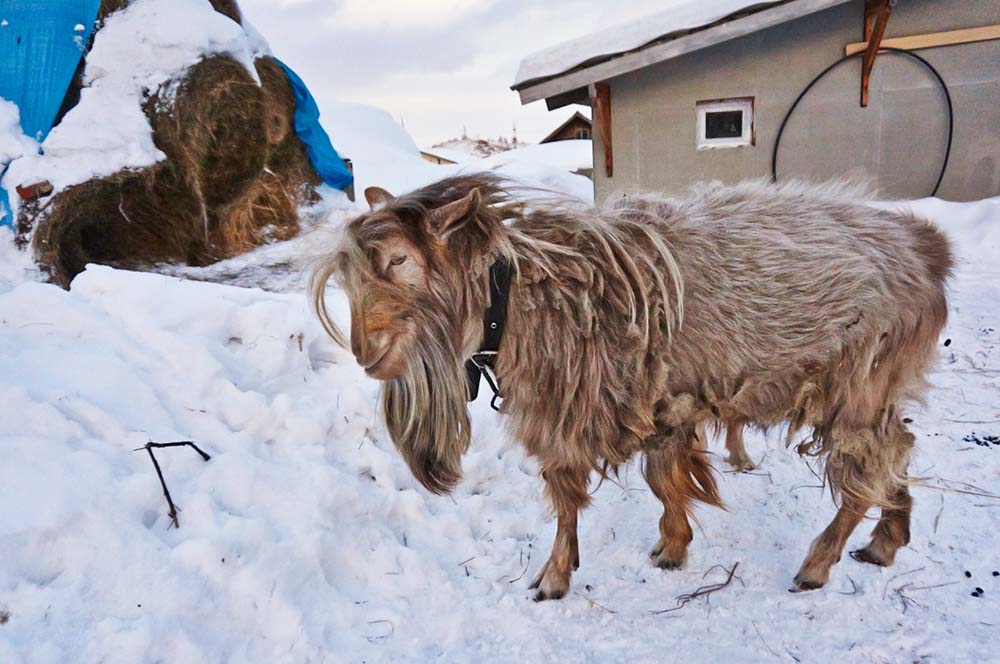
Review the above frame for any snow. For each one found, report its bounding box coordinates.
[478,140,592,173]
[420,146,474,164]
[513,0,850,88]
[323,100,445,198]
[0,99,37,167]
[2,0,265,221]
[0,192,998,662]
[319,101,592,204]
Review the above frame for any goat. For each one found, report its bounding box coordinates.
[311,174,952,600]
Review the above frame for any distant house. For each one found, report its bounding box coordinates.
[420,149,460,165]
[513,0,1000,203]
[540,111,592,143]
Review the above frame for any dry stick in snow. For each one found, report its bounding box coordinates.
[651,562,741,614]
[751,620,780,659]
[933,494,945,534]
[135,441,212,528]
[574,591,616,614]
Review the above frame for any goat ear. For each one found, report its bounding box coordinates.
[427,188,480,236]
[364,186,394,210]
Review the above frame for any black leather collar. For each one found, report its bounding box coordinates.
[465,256,510,411]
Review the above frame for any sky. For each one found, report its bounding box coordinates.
[238,0,669,147]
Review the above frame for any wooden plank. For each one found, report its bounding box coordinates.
[591,83,613,178]
[860,0,891,107]
[514,0,853,106]
[846,24,1000,56]
[863,0,875,42]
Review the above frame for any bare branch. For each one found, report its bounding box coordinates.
[135,440,212,528]
[651,562,740,614]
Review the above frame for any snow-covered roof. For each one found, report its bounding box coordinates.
[513,0,852,105]
[419,147,471,164]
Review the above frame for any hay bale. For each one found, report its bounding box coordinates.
[31,53,323,287]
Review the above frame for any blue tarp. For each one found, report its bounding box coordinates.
[274,59,353,191]
[0,0,101,227]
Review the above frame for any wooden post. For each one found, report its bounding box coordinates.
[861,0,892,107]
[591,83,613,178]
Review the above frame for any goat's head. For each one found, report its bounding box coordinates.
[311,174,511,494]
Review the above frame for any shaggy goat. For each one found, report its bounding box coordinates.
[311,174,951,600]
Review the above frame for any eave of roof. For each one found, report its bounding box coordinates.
[512,0,852,108]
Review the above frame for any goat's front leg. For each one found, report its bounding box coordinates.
[529,465,590,601]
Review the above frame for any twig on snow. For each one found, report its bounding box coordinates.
[574,591,616,613]
[892,584,928,614]
[650,562,740,614]
[835,575,860,596]
[134,440,212,528]
[933,494,945,534]
[912,478,1000,501]
[751,620,780,659]
[366,619,394,643]
[882,566,924,600]
[907,580,960,592]
[499,547,531,584]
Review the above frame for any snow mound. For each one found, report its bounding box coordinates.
[3,0,265,204]
[323,100,444,197]
[477,140,592,173]
[0,99,37,166]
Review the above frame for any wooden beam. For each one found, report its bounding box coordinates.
[591,83,613,178]
[846,24,1000,56]
[861,0,892,107]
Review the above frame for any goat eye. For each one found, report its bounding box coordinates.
[389,255,407,267]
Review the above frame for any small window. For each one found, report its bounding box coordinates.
[696,98,753,150]
[575,128,590,139]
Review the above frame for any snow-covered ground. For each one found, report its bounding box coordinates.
[0,193,998,663]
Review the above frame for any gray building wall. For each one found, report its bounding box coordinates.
[592,0,1000,203]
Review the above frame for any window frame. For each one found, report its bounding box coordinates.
[696,97,754,150]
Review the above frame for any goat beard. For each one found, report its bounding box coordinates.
[381,323,471,495]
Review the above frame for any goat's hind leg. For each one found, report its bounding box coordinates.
[851,418,915,567]
[724,420,755,471]
[793,494,870,591]
[793,422,910,591]
[530,465,589,601]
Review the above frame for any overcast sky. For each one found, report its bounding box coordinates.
[238,0,668,147]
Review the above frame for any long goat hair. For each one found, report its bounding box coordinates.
[311,173,952,598]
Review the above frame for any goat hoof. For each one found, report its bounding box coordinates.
[528,561,548,590]
[656,557,684,571]
[649,546,663,559]
[532,588,566,602]
[849,547,888,566]
[790,574,825,592]
[727,455,756,472]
